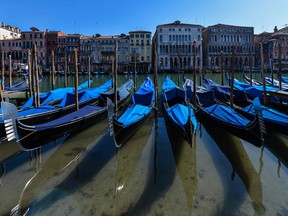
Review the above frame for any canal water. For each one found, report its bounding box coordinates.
[0,72,288,216]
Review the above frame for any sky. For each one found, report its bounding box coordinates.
[1,0,288,36]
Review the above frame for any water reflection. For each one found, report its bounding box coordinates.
[165,112,197,215]
[16,120,109,215]
[200,121,265,216]
[264,131,288,176]
[114,116,154,215]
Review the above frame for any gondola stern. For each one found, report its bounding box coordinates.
[252,97,267,142]
[1,102,19,142]
[107,97,124,148]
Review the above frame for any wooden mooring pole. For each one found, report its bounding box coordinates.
[114,41,118,117]
[9,55,12,87]
[88,56,91,88]
[230,46,235,108]
[1,51,4,91]
[193,40,197,106]
[260,43,267,105]
[64,53,67,88]
[51,50,55,90]
[74,48,79,110]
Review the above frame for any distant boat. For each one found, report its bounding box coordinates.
[2,79,133,150]
[108,76,155,147]
[162,76,197,145]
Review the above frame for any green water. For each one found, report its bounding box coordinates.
[0,72,287,216]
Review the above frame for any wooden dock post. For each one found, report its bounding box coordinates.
[260,43,267,105]
[133,51,136,92]
[193,40,197,106]
[64,52,67,88]
[88,56,91,88]
[154,41,158,109]
[9,55,12,87]
[249,50,253,86]
[114,41,118,117]
[28,50,32,98]
[74,48,79,110]
[230,46,235,108]
[51,50,55,90]
[278,43,283,91]
[33,44,40,107]
[0,52,3,101]
[1,51,4,91]
[221,51,224,85]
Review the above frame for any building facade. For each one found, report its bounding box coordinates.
[80,34,130,73]
[21,28,47,69]
[129,30,152,73]
[202,24,254,71]
[0,22,21,40]
[153,20,203,72]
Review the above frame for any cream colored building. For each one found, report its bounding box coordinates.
[153,20,203,72]
[129,30,152,73]
[0,22,21,40]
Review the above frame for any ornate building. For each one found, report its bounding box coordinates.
[153,20,203,72]
[202,24,254,71]
[80,34,130,73]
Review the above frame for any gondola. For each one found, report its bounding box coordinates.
[108,76,155,148]
[265,76,288,88]
[0,78,112,141]
[227,75,288,111]
[162,76,197,145]
[204,77,288,136]
[243,75,262,86]
[184,77,265,146]
[282,76,288,84]
[2,79,133,150]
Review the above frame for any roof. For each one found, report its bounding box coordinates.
[129,30,151,34]
[157,20,203,29]
[207,23,253,29]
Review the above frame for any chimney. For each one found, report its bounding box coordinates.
[1,22,4,28]
[274,26,278,32]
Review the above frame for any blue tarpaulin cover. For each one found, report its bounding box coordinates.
[35,105,104,130]
[162,76,197,130]
[204,103,250,127]
[117,77,154,127]
[162,76,186,101]
[242,104,288,125]
[132,77,155,105]
[118,104,151,128]
[167,103,197,129]
[0,104,57,122]
[59,78,112,106]
[21,80,91,109]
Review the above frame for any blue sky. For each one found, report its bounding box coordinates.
[1,0,287,36]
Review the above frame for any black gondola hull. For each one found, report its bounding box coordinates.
[112,110,152,147]
[16,108,107,150]
[195,107,263,147]
[162,102,195,145]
